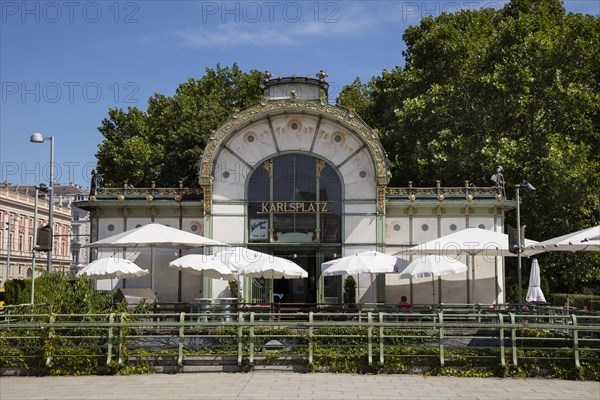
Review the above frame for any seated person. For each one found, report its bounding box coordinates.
[397,295,412,310]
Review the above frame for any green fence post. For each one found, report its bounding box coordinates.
[237,312,244,367]
[118,313,125,365]
[45,314,55,367]
[107,313,115,366]
[178,312,185,367]
[510,313,517,367]
[438,312,444,367]
[308,312,314,367]
[498,313,505,367]
[367,312,373,367]
[249,312,255,366]
[571,314,580,368]
[379,312,384,366]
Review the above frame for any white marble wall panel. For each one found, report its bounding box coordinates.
[153,218,180,229]
[467,217,494,231]
[270,114,318,152]
[180,270,203,301]
[344,203,376,215]
[213,151,249,201]
[149,247,180,302]
[342,245,373,257]
[339,148,376,200]
[411,217,438,243]
[385,218,411,245]
[98,218,123,240]
[182,218,205,235]
[212,215,245,244]
[124,218,152,231]
[312,120,362,165]
[226,120,275,166]
[212,204,245,216]
[344,215,376,244]
[440,217,467,237]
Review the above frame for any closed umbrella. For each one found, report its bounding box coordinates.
[525,258,546,304]
[398,256,468,304]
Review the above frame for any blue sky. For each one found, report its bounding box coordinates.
[1,0,598,188]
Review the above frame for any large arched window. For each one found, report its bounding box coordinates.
[248,154,342,243]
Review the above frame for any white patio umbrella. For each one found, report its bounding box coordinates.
[85,223,226,249]
[239,255,307,303]
[169,254,237,280]
[213,247,268,273]
[84,223,227,291]
[395,228,541,258]
[525,258,546,304]
[524,225,600,253]
[240,256,308,279]
[76,257,148,280]
[398,256,468,304]
[321,251,410,302]
[394,228,541,303]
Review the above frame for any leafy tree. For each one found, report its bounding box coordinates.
[337,0,599,294]
[96,64,263,187]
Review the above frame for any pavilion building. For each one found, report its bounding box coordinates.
[76,73,515,305]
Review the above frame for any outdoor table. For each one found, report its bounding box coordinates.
[191,298,214,322]
[215,297,237,322]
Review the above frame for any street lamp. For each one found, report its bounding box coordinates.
[30,133,54,272]
[5,216,22,283]
[515,180,536,306]
[30,184,48,306]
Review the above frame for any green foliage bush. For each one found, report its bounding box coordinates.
[343,276,356,304]
[4,279,30,305]
[547,293,600,310]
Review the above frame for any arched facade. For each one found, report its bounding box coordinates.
[200,83,391,302]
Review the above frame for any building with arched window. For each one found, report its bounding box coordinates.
[77,73,515,305]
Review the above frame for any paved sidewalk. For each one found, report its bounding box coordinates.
[1,372,599,400]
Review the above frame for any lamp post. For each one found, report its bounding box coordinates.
[30,133,54,272]
[5,216,21,283]
[515,180,535,306]
[5,221,10,283]
[30,184,47,305]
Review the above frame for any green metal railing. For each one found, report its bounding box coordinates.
[1,309,598,372]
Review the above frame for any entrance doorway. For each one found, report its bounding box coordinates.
[247,247,341,304]
[272,250,315,303]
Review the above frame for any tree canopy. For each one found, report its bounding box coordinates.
[337,0,599,294]
[96,64,263,187]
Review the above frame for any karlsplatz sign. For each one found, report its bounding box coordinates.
[259,202,330,213]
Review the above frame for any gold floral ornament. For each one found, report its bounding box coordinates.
[495,194,503,201]
[174,195,182,202]
[89,195,96,201]
[146,195,154,201]
[118,195,125,201]
[437,194,445,201]
[466,194,473,201]
[408,194,416,201]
